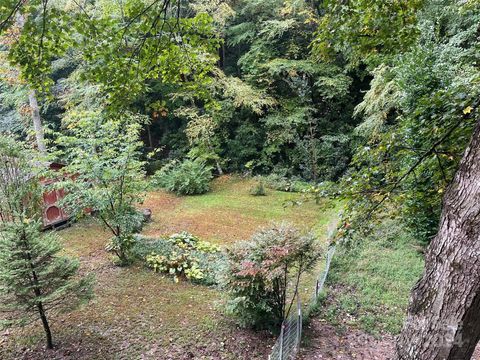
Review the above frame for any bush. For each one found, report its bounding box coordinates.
[221,223,322,330]
[249,179,266,196]
[151,159,213,195]
[133,232,225,285]
[145,160,165,175]
[261,173,310,193]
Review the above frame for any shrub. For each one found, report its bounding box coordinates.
[134,232,225,285]
[221,223,322,329]
[249,179,266,196]
[261,173,310,193]
[151,159,213,195]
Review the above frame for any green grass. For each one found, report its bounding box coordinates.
[143,175,340,245]
[324,218,424,335]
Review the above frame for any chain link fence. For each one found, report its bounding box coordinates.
[268,246,336,360]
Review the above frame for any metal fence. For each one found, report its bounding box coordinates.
[268,246,336,360]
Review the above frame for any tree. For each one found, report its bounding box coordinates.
[312,0,424,67]
[0,15,47,151]
[311,0,480,356]
[222,222,321,329]
[56,104,147,265]
[396,117,480,359]
[28,89,46,152]
[224,0,358,179]
[0,135,94,349]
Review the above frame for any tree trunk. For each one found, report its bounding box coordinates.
[16,14,47,154]
[37,301,53,349]
[28,89,47,153]
[396,119,480,359]
[215,159,224,176]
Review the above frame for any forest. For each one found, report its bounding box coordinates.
[0,0,479,359]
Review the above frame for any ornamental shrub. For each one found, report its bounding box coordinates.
[151,159,213,195]
[134,232,224,285]
[221,223,322,330]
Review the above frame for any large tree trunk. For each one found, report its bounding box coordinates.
[396,119,480,359]
[28,89,47,153]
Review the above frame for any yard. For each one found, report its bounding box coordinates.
[0,176,340,359]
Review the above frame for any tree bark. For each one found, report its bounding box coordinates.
[396,119,480,359]
[28,89,47,153]
[37,301,53,349]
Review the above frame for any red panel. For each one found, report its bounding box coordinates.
[45,206,61,223]
[43,190,58,206]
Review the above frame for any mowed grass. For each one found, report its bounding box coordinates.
[142,175,340,245]
[0,176,340,359]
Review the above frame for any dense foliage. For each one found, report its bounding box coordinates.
[0,0,365,184]
[318,0,480,243]
[151,158,213,195]
[135,232,224,285]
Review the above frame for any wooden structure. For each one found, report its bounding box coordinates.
[40,162,71,229]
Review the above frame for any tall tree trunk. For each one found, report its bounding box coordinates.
[28,89,47,153]
[396,119,480,359]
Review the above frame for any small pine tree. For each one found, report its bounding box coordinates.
[0,136,94,349]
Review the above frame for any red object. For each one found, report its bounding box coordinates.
[40,162,71,229]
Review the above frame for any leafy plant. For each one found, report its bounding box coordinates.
[138,232,223,285]
[56,109,147,265]
[152,159,213,196]
[222,222,322,329]
[261,173,310,193]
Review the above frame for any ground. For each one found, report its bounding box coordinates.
[0,176,342,359]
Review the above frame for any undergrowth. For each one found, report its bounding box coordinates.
[324,219,424,335]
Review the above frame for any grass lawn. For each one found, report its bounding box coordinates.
[0,176,340,359]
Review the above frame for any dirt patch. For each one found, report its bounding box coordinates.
[300,319,394,360]
[143,191,182,214]
[142,206,265,244]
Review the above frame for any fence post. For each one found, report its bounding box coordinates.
[279,323,284,360]
[297,296,302,354]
